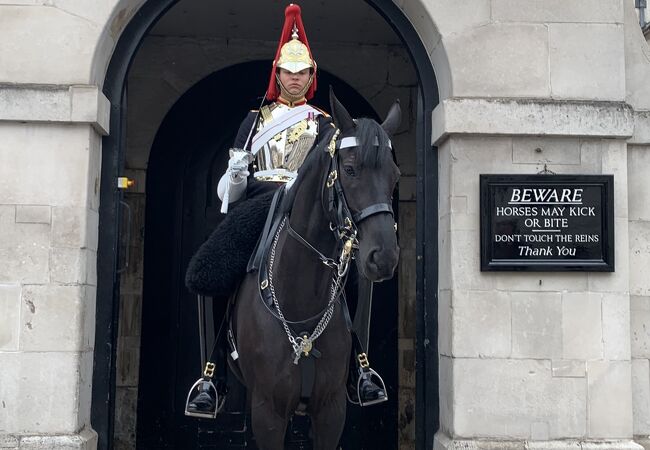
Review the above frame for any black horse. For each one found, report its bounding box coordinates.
[231,91,401,450]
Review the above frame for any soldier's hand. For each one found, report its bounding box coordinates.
[227,149,252,181]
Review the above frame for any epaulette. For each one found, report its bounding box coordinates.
[312,105,330,117]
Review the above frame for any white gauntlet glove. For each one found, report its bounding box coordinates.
[218,149,253,214]
[228,150,251,181]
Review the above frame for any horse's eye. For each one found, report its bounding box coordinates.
[343,166,356,177]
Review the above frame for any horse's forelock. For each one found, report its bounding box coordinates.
[354,118,392,169]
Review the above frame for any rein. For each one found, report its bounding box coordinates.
[262,125,394,366]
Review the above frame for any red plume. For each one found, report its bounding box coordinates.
[266,4,317,101]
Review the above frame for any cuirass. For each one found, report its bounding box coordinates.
[253,103,319,182]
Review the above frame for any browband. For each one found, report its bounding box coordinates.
[335,136,391,150]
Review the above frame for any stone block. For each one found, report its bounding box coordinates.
[50,248,89,284]
[632,296,650,312]
[451,290,511,358]
[419,0,490,37]
[511,292,562,359]
[449,137,513,203]
[624,0,650,112]
[494,272,588,293]
[580,442,645,450]
[52,207,96,249]
[562,292,603,360]
[628,146,650,221]
[602,293,631,360]
[512,137,581,166]
[0,284,21,351]
[551,360,586,378]
[70,86,110,135]
[0,123,92,207]
[116,336,141,387]
[438,290,451,357]
[18,428,97,450]
[114,387,138,448]
[453,358,586,439]
[81,286,96,351]
[15,205,51,224]
[398,338,416,389]
[0,205,49,284]
[86,250,97,286]
[588,218,629,293]
[397,388,416,446]
[450,230,496,291]
[388,47,418,86]
[587,360,634,438]
[20,285,86,351]
[630,221,650,296]
[632,309,650,359]
[0,6,98,85]
[398,176,415,202]
[446,23,549,98]
[549,23,625,101]
[432,99,633,145]
[0,352,83,433]
[632,358,650,434]
[438,355,453,434]
[492,0,623,23]
[601,140,628,219]
[0,435,18,448]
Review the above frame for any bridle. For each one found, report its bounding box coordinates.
[264,125,395,364]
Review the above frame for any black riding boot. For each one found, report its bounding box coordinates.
[187,380,217,414]
[346,353,388,407]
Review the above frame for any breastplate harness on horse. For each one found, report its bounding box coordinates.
[247,127,393,412]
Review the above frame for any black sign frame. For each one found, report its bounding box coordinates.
[480,174,615,272]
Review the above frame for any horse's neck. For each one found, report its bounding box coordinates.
[274,170,336,318]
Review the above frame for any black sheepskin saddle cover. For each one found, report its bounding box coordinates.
[185,191,274,297]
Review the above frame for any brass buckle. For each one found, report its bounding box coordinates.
[358,353,369,369]
[203,362,216,378]
[326,170,338,188]
[328,129,340,158]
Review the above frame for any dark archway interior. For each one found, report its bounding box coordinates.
[137,61,398,448]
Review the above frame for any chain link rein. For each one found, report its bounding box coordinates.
[267,216,350,365]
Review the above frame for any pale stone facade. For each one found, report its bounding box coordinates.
[1,0,650,449]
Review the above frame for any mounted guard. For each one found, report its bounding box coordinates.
[183,3,392,424]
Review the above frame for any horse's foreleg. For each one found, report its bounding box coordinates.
[250,392,289,450]
[310,389,347,450]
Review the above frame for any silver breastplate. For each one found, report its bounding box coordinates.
[253,103,319,182]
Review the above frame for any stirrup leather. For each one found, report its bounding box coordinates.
[184,362,225,419]
[347,353,388,407]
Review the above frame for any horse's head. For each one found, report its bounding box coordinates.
[328,90,401,282]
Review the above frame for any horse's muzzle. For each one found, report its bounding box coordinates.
[361,245,400,282]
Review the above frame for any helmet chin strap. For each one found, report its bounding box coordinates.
[276,73,314,105]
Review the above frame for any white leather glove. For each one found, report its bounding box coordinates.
[219,149,253,214]
[228,150,251,181]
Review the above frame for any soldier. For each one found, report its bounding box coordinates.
[185,3,387,417]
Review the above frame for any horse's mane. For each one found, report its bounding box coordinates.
[279,118,392,215]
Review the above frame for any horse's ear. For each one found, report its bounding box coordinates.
[329,87,355,134]
[381,100,401,137]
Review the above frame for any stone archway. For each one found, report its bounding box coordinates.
[93,1,440,448]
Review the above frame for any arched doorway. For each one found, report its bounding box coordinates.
[93,1,439,448]
[137,61,398,449]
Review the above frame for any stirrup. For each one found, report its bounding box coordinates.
[184,362,225,419]
[346,353,388,407]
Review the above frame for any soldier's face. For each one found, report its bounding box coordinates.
[278,68,311,95]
